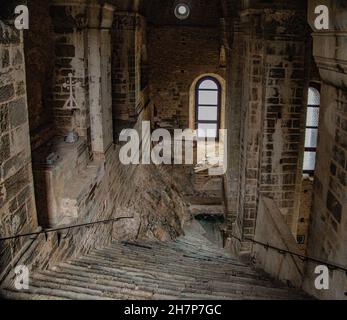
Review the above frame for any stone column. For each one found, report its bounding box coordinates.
[88,2,115,156]
[223,18,243,253]
[111,12,144,137]
[303,0,347,300]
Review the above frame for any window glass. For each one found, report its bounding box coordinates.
[308,87,320,106]
[198,107,218,121]
[196,77,221,139]
[199,79,218,90]
[305,128,318,148]
[306,107,320,127]
[303,151,316,172]
[303,86,320,174]
[198,91,218,105]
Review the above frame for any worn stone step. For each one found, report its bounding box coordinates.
[3,282,110,300]
[2,220,310,300]
[34,271,152,300]
[84,250,261,280]
[185,195,223,205]
[189,205,224,216]
[0,289,65,300]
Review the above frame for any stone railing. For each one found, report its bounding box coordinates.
[251,196,305,288]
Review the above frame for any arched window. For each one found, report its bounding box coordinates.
[195,77,221,139]
[303,86,321,175]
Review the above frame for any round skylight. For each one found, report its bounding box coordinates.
[175,4,190,20]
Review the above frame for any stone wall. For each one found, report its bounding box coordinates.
[1,2,191,278]
[302,0,347,300]
[148,25,224,130]
[50,1,91,140]
[0,20,38,272]
[230,3,308,253]
[24,0,55,150]
[146,0,224,130]
[9,106,189,273]
[252,196,305,288]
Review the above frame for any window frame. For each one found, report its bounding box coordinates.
[195,76,222,140]
[303,84,321,176]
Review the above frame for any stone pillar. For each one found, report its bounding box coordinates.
[232,1,308,254]
[111,12,144,137]
[88,2,115,156]
[303,0,347,300]
[50,0,90,139]
[223,18,242,252]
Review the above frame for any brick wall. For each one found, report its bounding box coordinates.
[0,21,38,270]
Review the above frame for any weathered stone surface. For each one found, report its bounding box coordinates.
[0,19,37,272]
[1,48,9,68]
[0,134,10,163]
[0,103,9,132]
[0,84,14,103]
[8,98,27,128]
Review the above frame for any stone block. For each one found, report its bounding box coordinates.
[0,103,9,132]
[0,134,10,163]
[9,98,27,128]
[8,203,28,235]
[327,191,342,223]
[1,48,9,68]
[1,151,27,181]
[0,84,14,103]
[12,49,23,66]
[3,166,29,206]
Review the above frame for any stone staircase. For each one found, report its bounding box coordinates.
[0,221,310,300]
[188,169,225,217]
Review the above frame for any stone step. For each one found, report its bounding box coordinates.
[86,245,252,274]
[185,195,223,205]
[1,290,65,300]
[189,204,224,216]
[2,226,310,300]
[79,250,278,281]
[51,261,279,293]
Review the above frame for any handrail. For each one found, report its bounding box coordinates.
[0,217,127,242]
[226,231,347,274]
[1,216,346,275]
